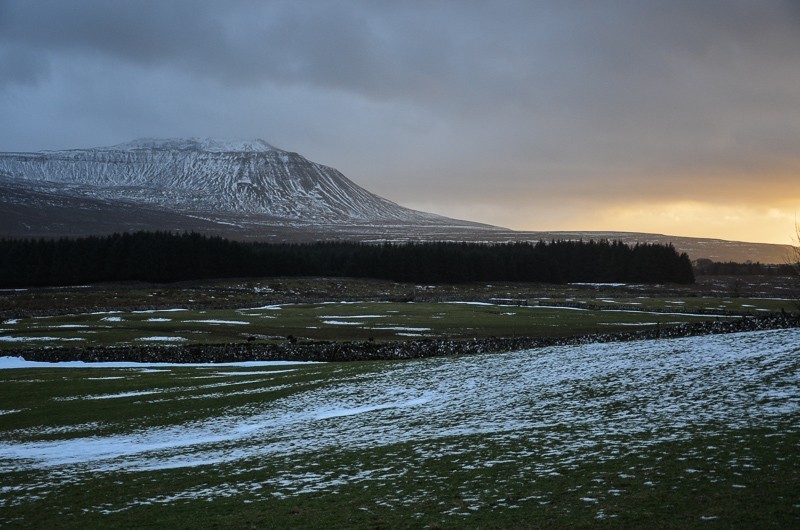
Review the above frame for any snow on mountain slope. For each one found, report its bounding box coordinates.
[105,138,279,153]
[0,138,457,224]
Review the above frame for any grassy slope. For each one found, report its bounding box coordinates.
[1,330,798,528]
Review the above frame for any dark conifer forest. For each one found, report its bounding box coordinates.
[691,258,794,276]
[0,232,695,287]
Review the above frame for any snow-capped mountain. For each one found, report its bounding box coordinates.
[0,137,460,224]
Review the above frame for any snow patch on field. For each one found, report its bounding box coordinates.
[598,322,659,326]
[131,309,188,314]
[211,370,295,377]
[0,336,85,342]
[530,305,588,311]
[315,395,432,420]
[57,390,161,401]
[374,326,432,332]
[570,283,628,287]
[240,305,283,310]
[602,309,735,318]
[319,315,387,319]
[0,358,318,369]
[183,320,250,325]
[134,336,188,342]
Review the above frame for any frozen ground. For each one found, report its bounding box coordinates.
[0,329,798,524]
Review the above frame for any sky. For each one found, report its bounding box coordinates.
[1,0,798,245]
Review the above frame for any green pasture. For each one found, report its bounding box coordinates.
[0,300,750,349]
[549,294,794,314]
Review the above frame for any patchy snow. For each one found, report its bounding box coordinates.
[63,390,162,401]
[321,320,365,326]
[183,320,250,325]
[601,309,735,318]
[1,329,797,515]
[110,137,279,153]
[598,322,659,326]
[101,316,124,322]
[530,305,588,311]
[211,370,295,377]
[133,336,188,342]
[0,336,85,342]
[0,357,319,370]
[373,326,432,332]
[145,318,172,322]
[1,329,797,475]
[570,282,628,287]
[315,395,433,420]
[319,315,387,319]
[131,309,188,314]
[2,319,18,325]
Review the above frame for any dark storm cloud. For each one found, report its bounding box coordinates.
[3,1,798,121]
[0,0,798,242]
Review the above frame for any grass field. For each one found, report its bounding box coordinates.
[0,300,748,349]
[2,275,796,350]
[1,328,798,528]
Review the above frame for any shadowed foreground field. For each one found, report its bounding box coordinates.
[1,329,798,528]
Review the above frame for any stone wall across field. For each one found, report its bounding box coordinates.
[5,313,799,365]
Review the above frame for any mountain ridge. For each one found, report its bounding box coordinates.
[103,137,281,153]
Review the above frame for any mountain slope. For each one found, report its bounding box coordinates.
[0,138,474,225]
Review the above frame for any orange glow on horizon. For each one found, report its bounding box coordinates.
[414,200,800,246]
[516,202,799,246]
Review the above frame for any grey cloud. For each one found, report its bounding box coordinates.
[4,1,798,108]
[0,0,798,239]
[0,47,49,87]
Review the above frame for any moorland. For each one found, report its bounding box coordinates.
[1,268,798,528]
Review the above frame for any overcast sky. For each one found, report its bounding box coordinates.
[1,0,798,244]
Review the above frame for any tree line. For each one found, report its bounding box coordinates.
[0,231,695,287]
[692,258,795,276]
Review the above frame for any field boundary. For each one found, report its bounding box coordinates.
[4,313,798,365]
